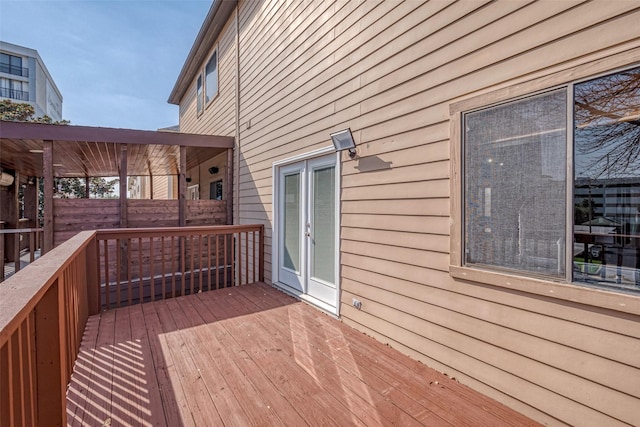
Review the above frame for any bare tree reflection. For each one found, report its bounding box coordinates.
[575,67,640,178]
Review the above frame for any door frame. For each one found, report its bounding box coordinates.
[272,146,341,316]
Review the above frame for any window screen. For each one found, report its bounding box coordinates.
[464,89,567,277]
[205,51,218,103]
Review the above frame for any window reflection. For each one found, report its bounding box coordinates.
[574,67,640,292]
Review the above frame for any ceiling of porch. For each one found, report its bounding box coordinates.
[0,121,234,178]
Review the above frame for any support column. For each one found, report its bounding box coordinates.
[23,177,37,227]
[147,160,154,200]
[119,144,128,228]
[43,140,54,252]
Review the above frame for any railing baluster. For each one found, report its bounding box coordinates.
[171,236,176,298]
[189,235,194,295]
[116,238,121,309]
[150,236,155,302]
[26,313,36,426]
[223,234,228,288]
[207,234,212,291]
[180,236,186,297]
[18,324,26,426]
[199,234,203,293]
[161,236,166,300]
[104,239,110,310]
[127,238,133,306]
[138,237,144,304]
[254,230,258,283]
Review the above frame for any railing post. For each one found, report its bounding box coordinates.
[34,280,66,427]
[86,235,100,315]
[259,225,265,283]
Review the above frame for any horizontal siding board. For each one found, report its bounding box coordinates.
[343,162,449,189]
[342,214,449,235]
[342,179,449,201]
[341,198,449,217]
[341,228,449,253]
[342,240,449,272]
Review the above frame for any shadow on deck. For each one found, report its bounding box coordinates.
[66,282,540,427]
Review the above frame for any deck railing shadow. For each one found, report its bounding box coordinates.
[0,224,264,426]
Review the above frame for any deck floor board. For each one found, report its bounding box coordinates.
[66,282,541,426]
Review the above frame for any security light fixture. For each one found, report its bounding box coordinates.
[330,128,357,158]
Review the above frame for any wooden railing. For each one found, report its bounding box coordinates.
[0,224,264,426]
[94,225,265,310]
[0,230,94,427]
[0,227,44,282]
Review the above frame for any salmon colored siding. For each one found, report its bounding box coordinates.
[176,1,640,425]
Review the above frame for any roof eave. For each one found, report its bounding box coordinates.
[167,0,237,105]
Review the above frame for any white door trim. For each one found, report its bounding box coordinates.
[272,147,341,316]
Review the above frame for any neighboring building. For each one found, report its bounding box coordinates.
[169,2,640,426]
[0,41,63,121]
[128,175,177,200]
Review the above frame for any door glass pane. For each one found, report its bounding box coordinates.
[464,89,567,277]
[312,166,335,283]
[573,67,640,294]
[283,173,300,272]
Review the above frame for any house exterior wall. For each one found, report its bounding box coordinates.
[175,1,640,425]
[186,152,227,201]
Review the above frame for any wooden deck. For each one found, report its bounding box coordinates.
[66,282,540,426]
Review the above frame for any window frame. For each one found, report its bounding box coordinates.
[204,48,218,107]
[449,60,640,316]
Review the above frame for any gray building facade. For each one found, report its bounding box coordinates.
[0,41,62,121]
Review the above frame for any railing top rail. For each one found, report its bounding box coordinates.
[0,228,44,234]
[95,224,263,240]
[0,230,96,346]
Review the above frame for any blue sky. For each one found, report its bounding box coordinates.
[0,0,211,130]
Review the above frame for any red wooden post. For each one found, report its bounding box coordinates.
[85,235,100,315]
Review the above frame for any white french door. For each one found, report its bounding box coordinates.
[276,154,338,313]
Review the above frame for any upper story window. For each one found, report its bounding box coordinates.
[0,53,27,77]
[196,74,203,115]
[462,66,640,295]
[0,77,29,101]
[205,50,218,104]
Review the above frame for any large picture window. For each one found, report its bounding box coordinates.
[463,66,640,294]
